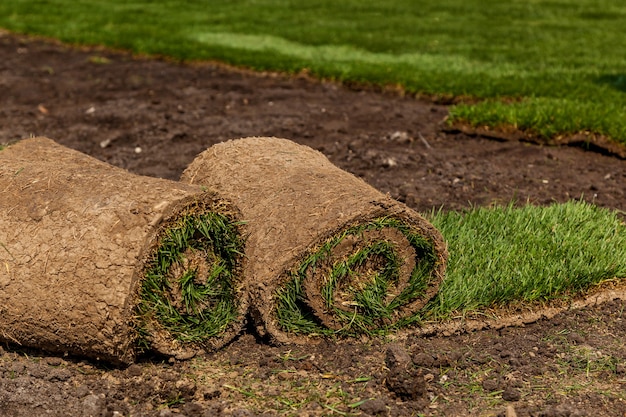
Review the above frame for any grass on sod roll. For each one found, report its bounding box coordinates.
[424,200,626,320]
[2,1,626,145]
[137,212,245,347]
[277,201,626,336]
[276,217,439,336]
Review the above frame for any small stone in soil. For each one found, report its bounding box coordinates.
[75,384,90,398]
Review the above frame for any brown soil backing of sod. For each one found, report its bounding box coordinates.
[0,137,247,363]
[181,136,448,343]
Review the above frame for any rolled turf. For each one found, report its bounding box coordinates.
[0,137,246,363]
[181,137,448,343]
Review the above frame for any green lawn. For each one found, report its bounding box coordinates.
[2,0,626,145]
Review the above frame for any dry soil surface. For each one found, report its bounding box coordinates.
[1,31,626,417]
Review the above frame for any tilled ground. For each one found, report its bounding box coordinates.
[1,31,625,416]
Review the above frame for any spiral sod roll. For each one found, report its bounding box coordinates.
[0,138,246,363]
[181,137,448,343]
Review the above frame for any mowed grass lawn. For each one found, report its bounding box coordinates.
[1,2,625,318]
[2,0,626,145]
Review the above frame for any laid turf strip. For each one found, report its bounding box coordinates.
[181,137,448,342]
[0,138,246,363]
[425,201,626,318]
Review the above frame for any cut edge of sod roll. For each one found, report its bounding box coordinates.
[0,137,247,363]
[272,209,447,340]
[133,197,247,359]
[181,136,448,344]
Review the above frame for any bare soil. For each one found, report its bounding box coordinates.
[1,31,625,417]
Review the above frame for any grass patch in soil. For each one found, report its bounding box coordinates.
[450,97,626,144]
[1,1,626,146]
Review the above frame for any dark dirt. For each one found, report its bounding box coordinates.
[1,30,625,416]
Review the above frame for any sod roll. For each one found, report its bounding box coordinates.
[0,138,246,363]
[181,137,448,343]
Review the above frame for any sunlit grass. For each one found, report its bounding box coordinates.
[450,97,626,141]
[425,200,626,318]
[1,1,626,145]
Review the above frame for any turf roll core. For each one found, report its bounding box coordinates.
[181,137,448,342]
[0,138,246,363]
